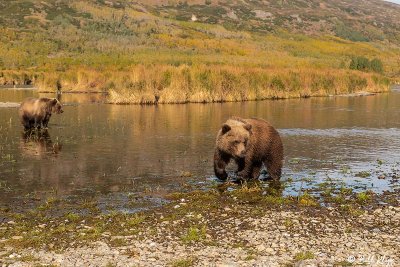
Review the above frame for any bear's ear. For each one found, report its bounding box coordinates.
[243,123,252,132]
[221,124,231,134]
[51,98,58,105]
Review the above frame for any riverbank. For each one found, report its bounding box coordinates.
[1,184,399,266]
[35,66,391,104]
[0,66,392,104]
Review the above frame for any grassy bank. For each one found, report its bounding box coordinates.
[35,65,391,104]
[0,71,38,86]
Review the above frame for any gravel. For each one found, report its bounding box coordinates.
[1,205,399,267]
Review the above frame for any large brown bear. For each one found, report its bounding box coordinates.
[19,98,63,130]
[214,117,283,181]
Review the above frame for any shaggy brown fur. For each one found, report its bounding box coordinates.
[19,98,63,130]
[214,117,283,181]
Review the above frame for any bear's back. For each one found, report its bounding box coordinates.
[20,98,48,117]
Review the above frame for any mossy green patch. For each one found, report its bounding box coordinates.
[169,257,196,267]
[295,251,315,261]
[181,225,207,244]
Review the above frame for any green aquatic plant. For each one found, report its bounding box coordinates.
[356,191,372,203]
[298,191,318,207]
[355,171,371,178]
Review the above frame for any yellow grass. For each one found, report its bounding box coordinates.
[36,65,391,104]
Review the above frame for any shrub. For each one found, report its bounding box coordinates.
[370,58,383,73]
[335,23,369,42]
[350,56,384,74]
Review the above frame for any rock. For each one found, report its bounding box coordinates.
[265,248,275,254]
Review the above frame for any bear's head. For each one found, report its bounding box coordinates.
[49,98,63,114]
[217,119,252,159]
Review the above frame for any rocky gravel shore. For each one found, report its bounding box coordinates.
[0,188,399,267]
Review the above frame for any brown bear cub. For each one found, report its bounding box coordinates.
[214,117,283,181]
[19,98,63,130]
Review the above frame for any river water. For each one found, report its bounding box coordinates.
[0,87,399,211]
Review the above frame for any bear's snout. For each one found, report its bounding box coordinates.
[235,147,247,158]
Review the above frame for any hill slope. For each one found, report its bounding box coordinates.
[143,0,400,42]
[0,0,399,102]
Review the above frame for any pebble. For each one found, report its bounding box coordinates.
[2,202,399,267]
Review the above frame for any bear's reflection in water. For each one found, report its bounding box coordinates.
[20,130,62,158]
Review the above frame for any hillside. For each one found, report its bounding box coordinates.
[0,0,399,103]
[145,0,400,42]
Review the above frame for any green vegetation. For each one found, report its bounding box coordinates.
[355,171,371,178]
[298,191,319,207]
[334,260,354,266]
[170,257,196,267]
[181,225,207,243]
[334,23,369,42]
[0,179,397,254]
[0,0,399,103]
[356,191,372,203]
[294,251,315,261]
[350,57,384,73]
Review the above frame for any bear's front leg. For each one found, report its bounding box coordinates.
[236,158,258,180]
[34,118,40,129]
[214,150,230,181]
[42,114,51,128]
[251,162,262,180]
[22,116,31,131]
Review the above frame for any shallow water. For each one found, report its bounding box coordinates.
[0,87,399,210]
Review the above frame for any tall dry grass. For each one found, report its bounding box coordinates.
[35,65,391,104]
[0,71,37,86]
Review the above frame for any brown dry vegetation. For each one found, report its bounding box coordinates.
[36,65,390,104]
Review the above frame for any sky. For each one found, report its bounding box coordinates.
[385,0,400,4]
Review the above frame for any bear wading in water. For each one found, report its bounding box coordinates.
[214,117,283,181]
[19,98,63,130]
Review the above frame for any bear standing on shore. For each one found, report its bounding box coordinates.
[19,98,64,130]
[214,117,283,181]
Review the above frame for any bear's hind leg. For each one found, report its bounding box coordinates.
[264,157,282,181]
